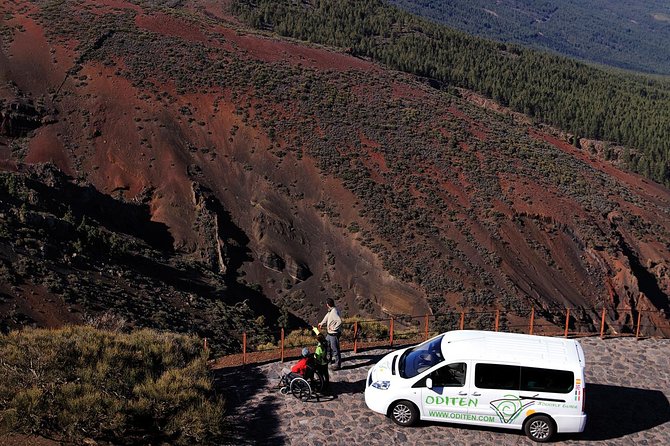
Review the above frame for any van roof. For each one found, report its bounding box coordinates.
[440,330,585,369]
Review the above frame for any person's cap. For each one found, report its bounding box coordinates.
[302,347,310,357]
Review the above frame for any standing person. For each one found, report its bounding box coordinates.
[314,333,330,392]
[318,298,342,370]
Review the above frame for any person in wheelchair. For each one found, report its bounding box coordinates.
[279,347,325,399]
[280,347,315,385]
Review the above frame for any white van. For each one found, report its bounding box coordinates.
[364,330,586,442]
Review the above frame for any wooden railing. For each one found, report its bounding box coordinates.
[212,307,670,366]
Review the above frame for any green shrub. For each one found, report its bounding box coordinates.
[256,341,278,351]
[344,316,389,341]
[283,328,315,348]
[394,327,420,341]
[0,326,225,445]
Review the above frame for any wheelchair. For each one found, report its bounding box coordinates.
[278,368,325,401]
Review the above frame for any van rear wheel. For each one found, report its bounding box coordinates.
[390,400,418,426]
[524,415,555,442]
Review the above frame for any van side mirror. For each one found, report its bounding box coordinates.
[426,378,433,389]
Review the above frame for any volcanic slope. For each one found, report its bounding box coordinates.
[0,0,669,338]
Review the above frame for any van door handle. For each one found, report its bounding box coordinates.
[458,391,468,396]
[471,392,481,396]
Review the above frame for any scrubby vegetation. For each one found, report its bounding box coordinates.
[234,0,670,187]
[0,326,225,445]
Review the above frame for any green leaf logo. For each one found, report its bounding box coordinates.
[490,395,535,424]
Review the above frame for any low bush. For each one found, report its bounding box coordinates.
[0,326,225,445]
[394,327,420,341]
[283,328,316,349]
[344,317,389,341]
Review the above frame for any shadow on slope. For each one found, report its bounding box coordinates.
[21,164,174,250]
[582,383,670,440]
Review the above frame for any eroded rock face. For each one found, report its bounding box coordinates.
[258,248,286,272]
[0,98,46,138]
[190,182,226,273]
[286,258,312,282]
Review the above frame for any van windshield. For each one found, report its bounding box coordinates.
[399,335,445,378]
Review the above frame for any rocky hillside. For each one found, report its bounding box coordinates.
[1,0,669,344]
[0,165,281,352]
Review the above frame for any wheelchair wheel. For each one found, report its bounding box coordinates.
[290,377,312,401]
[310,371,324,393]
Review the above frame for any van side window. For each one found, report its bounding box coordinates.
[412,362,466,388]
[432,362,467,387]
[475,363,520,390]
[520,367,574,393]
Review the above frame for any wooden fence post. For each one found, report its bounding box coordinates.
[599,308,606,339]
[635,312,642,340]
[354,321,358,353]
[242,332,247,365]
[459,311,465,330]
[424,314,429,340]
[494,310,500,332]
[390,317,394,346]
[564,308,571,338]
[280,328,285,363]
[529,307,535,335]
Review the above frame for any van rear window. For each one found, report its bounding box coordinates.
[521,367,574,393]
[475,364,574,393]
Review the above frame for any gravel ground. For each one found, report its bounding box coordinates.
[215,336,670,445]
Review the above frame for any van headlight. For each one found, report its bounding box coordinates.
[371,380,390,390]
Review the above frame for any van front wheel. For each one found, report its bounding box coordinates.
[524,415,555,442]
[390,400,418,426]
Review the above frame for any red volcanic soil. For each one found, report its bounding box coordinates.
[88,0,142,14]
[218,27,379,72]
[359,132,389,180]
[3,11,66,94]
[391,81,428,100]
[26,126,73,174]
[529,129,670,208]
[498,175,587,224]
[447,106,490,141]
[136,13,209,43]
[0,282,82,328]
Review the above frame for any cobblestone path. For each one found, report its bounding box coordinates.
[216,337,670,445]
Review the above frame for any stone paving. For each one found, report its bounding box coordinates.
[216,337,670,445]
